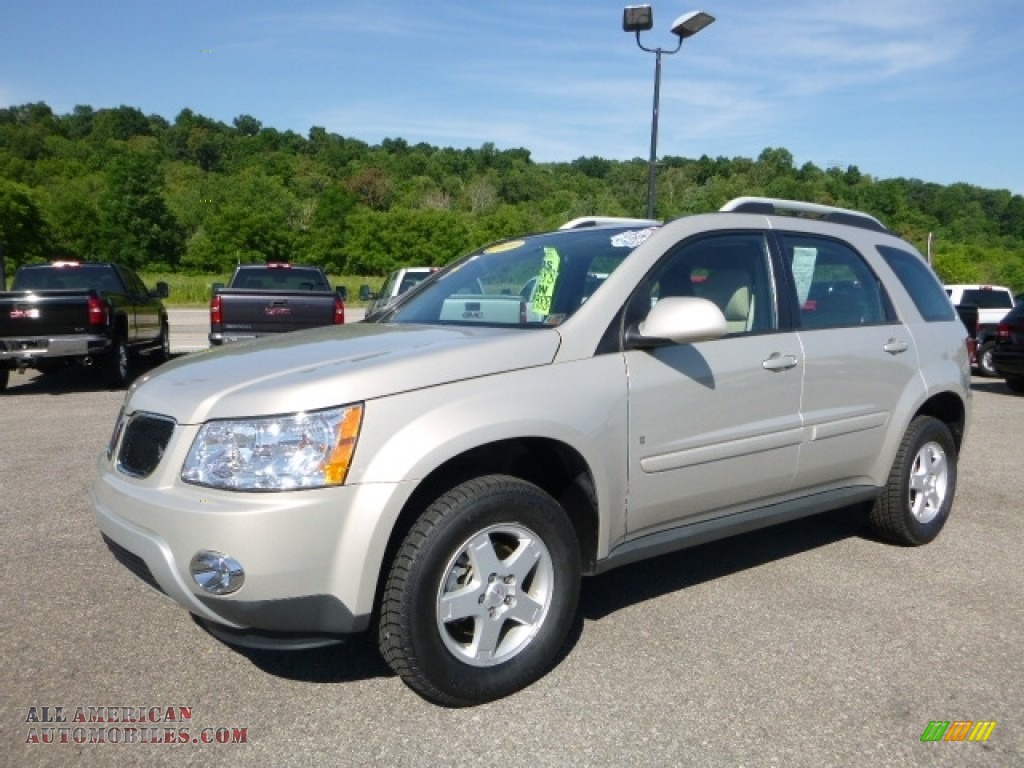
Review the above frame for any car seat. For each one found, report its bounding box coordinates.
[696,269,753,333]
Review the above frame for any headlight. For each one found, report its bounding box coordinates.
[181,404,363,491]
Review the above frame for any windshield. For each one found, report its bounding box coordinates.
[386,226,658,327]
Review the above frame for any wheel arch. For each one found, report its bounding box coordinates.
[914,390,968,453]
[371,436,600,618]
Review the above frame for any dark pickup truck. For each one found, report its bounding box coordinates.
[0,261,169,391]
[209,263,346,346]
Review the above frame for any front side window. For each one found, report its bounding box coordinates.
[780,234,894,329]
[624,232,778,335]
[387,226,658,327]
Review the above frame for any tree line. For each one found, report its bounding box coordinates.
[1,102,1022,291]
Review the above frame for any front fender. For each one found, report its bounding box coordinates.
[350,355,631,559]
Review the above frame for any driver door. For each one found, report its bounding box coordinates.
[623,231,805,536]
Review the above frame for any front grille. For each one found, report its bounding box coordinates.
[116,413,176,478]
[101,534,166,595]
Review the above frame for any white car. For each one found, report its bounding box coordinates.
[364,266,437,315]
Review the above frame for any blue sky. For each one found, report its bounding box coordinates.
[3,0,1022,193]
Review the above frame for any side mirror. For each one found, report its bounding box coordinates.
[336,285,348,302]
[359,285,374,302]
[153,281,170,299]
[626,297,727,349]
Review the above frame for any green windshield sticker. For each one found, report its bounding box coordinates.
[532,247,560,316]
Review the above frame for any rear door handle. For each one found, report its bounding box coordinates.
[883,338,909,355]
[762,353,798,372]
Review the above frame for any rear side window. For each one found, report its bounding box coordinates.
[780,234,894,329]
[877,246,956,322]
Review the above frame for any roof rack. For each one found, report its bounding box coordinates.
[720,196,888,233]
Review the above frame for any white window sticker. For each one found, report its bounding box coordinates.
[792,247,817,305]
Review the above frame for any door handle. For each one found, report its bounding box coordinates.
[883,338,909,355]
[762,353,798,371]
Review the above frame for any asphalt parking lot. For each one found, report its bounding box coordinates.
[1,317,1021,767]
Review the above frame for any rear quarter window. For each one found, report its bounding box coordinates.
[876,246,956,322]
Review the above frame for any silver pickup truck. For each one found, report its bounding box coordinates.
[94,198,971,706]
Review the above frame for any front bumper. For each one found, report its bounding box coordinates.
[92,450,408,644]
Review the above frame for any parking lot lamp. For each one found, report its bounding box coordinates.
[623,6,715,219]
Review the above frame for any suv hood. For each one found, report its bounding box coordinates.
[129,323,562,423]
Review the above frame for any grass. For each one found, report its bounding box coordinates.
[141,272,384,307]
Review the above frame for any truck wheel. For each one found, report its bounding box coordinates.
[0,368,8,392]
[869,416,957,546]
[156,320,171,364]
[102,336,131,388]
[1005,376,1024,394]
[379,475,581,707]
[977,342,997,377]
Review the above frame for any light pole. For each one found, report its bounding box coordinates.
[623,6,714,219]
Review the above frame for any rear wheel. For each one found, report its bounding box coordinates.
[102,335,130,388]
[378,475,581,707]
[1005,376,1024,394]
[869,416,957,546]
[0,368,8,392]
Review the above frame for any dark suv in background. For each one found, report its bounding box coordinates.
[993,302,1024,393]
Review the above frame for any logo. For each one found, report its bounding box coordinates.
[920,720,997,742]
[9,308,40,319]
[264,306,292,317]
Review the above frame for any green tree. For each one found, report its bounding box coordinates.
[98,150,184,269]
[344,209,471,274]
[0,179,47,271]
[181,168,301,270]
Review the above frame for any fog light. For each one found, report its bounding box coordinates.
[190,551,245,595]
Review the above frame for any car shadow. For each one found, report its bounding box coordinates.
[579,503,869,622]
[1,355,184,395]
[971,377,1020,396]
[218,629,394,684]
[215,504,870,689]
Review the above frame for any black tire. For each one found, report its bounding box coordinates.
[1005,376,1024,394]
[378,475,581,707]
[0,367,8,392]
[869,416,957,546]
[155,320,171,365]
[977,342,997,377]
[101,335,131,388]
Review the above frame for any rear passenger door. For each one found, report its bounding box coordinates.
[778,233,919,489]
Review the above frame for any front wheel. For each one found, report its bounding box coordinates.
[155,320,171,364]
[378,475,581,707]
[869,416,958,546]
